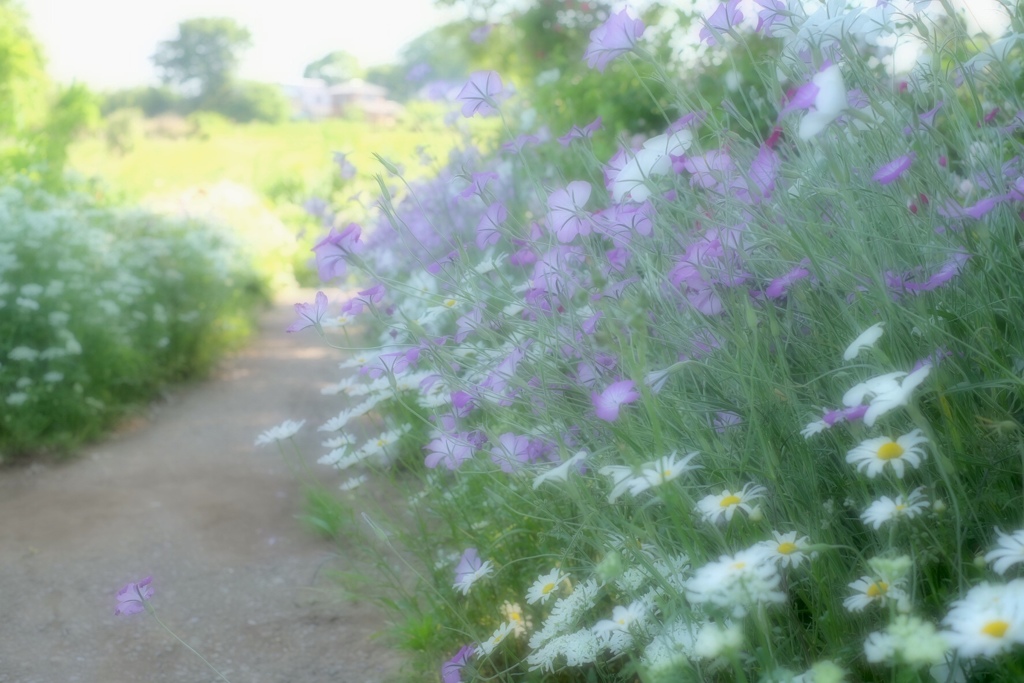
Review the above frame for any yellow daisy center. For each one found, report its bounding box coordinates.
[982,620,1010,638]
[777,542,798,555]
[663,469,673,478]
[377,439,387,447]
[866,581,888,598]
[510,611,522,622]
[732,561,747,570]
[877,441,905,460]
[720,494,742,507]
[541,582,556,595]
[444,298,457,308]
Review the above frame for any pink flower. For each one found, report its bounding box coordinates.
[457,71,504,117]
[114,576,154,616]
[873,152,916,185]
[583,8,645,73]
[592,380,640,422]
[546,181,593,243]
[700,0,743,46]
[286,291,329,333]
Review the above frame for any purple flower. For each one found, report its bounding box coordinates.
[700,0,743,46]
[451,390,476,418]
[502,134,541,154]
[114,576,154,616]
[490,432,533,473]
[873,152,916,185]
[458,171,500,201]
[592,380,640,422]
[424,432,477,470]
[902,251,970,292]
[583,8,645,73]
[442,644,476,683]
[358,283,387,305]
[455,306,483,343]
[332,151,356,180]
[456,71,504,117]
[469,24,492,44]
[765,260,811,299]
[755,0,787,36]
[558,116,603,146]
[594,201,654,246]
[453,548,493,594]
[822,404,869,428]
[312,223,361,282]
[286,291,329,333]
[546,181,593,243]
[477,202,507,249]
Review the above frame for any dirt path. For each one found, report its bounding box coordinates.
[0,289,400,683]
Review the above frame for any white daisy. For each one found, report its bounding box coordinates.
[841,371,907,408]
[501,601,530,636]
[598,464,637,503]
[630,450,701,495]
[861,487,930,529]
[532,451,587,489]
[696,483,767,524]
[477,621,515,656]
[845,429,929,478]
[943,580,1024,658]
[843,322,885,361]
[339,475,367,491]
[800,419,828,439]
[685,545,785,617]
[356,423,411,462]
[757,530,816,568]
[986,529,1024,576]
[857,365,931,427]
[526,568,569,605]
[254,419,305,446]
[529,579,599,650]
[843,576,907,612]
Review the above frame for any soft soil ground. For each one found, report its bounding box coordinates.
[0,290,401,683]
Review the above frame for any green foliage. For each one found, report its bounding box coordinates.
[152,17,252,104]
[303,51,364,85]
[100,86,185,117]
[0,179,269,458]
[208,81,291,124]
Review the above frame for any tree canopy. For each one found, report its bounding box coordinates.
[152,17,252,103]
[303,51,363,85]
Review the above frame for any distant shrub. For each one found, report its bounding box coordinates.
[100,86,185,117]
[209,81,291,124]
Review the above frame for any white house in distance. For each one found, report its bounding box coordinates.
[279,78,403,124]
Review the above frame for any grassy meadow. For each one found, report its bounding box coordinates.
[69,109,499,204]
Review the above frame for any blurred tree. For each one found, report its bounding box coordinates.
[152,17,252,105]
[303,51,363,85]
[0,0,49,134]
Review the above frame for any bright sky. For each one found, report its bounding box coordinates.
[23,0,463,90]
